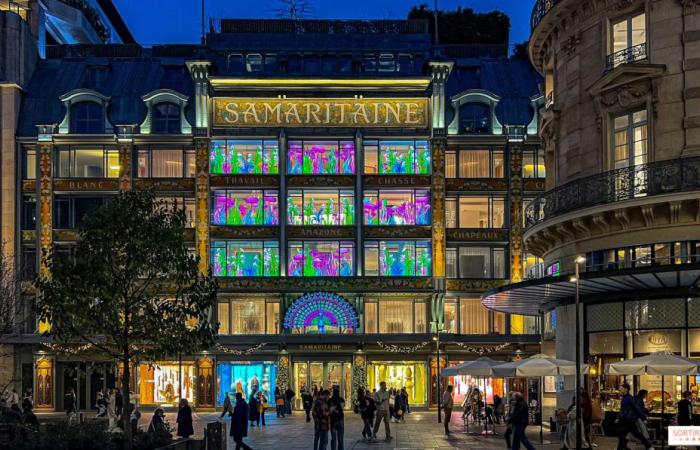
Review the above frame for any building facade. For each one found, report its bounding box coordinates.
[8,19,545,411]
[484,0,700,419]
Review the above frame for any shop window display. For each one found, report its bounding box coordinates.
[447,366,504,405]
[363,190,430,226]
[364,140,430,175]
[287,190,354,226]
[287,241,354,277]
[138,363,195,405]
[287,141,355,175]
[211,190,279,226]
[217,362,276,405]
[367,363,426,405]
[364,241,431,276]
[209,140,279,174]
[210,241,279,277]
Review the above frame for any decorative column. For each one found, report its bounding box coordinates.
[351,352,367,406]
[431,137,446,278]
[354,130,363,276]
[276,351,291,390]
[195,138,210,274]
[186,61,212,131]
[279,130,287,276]
[509,143,524,282]
[116,125,134,191]
[37,142,53,277]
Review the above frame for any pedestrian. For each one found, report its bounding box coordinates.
[393,389,405,423]
[148,407,170,436]
[616,383,653,450]
[312,389,331,450]
[221,392,233,418]
[401,387,410,414]
[285,386,296,415]
[372,381,392,441]
[176,398,194,439]
[328,386,345,450]
[678,390,693,427]
[249,393,260,427]
[504,392,517,449]
[256,390,267,426]
[95,391,107,417]
[442,385,454,434]
[114,387,123,418]
[126,402,141,434]
[21,401,38,428]
[274,386,285,417]
[562,396,590,449]
[579,389,593,445]
[22,390,33,410]
[8,389,19,407]
[388,388,395,419]
[64,387,77,416]
[358,389,376,441]
[231,392,253,450]
[493,394,504,424]
[302,388,314,422]
[508,391,536,450]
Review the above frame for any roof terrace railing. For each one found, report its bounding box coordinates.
[531,0,560,31]
[211,18,429,35]
[525,156,700,230]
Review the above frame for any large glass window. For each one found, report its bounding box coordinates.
[287,241,354,277]
[287,190,354,226]
[613,109,648,170]
[24,149,36,179]
[211,190,279,226]
[446,246,506,279]
[363,190,430,226]
[458,297,502,334]
[510,315,540,335]
[287,140,355,175]
[210,140,279,175]
[445,149,504,178]
[156,196,195,228]
[363,140,430,175]
[152,103,181,134]
[459,103,491,134]
[70,102,104,134]
[210,241,279,277]
[611,12,646,67]
[22,196,36,230]
[217,299,280,335]
[53,196,110,228]
[522,148,545,178]
[364,240,431,277]
[137,148,195,178]
[56,148,119,178]
[586,240,699,272]
[445,196,505,228]
[377,300,417,333]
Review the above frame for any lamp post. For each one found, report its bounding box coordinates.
[570,256,585,449]
[432,323,442,423]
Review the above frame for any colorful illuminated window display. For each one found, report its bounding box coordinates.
[363,190,430,225]
[210,241,279,277]
[447,365,504,404]
[364,140,430,174]
[367,362,427,405]
[217,362,276,405]
[288,241,354,277]
[287,140,355,175]
[211,190,279,226]
[364,241,431,276]
[287,190,354,226]
[283,292,359,334]
[137,362,195,405]
[209,140,279,174]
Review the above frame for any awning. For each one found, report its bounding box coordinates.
[481,263,700,316]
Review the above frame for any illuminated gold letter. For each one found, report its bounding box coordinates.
[224,102,239,123]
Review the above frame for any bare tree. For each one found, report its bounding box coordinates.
[272,0,314,20]
[0,241,24,395]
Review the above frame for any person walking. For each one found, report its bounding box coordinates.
[302,388,314,422]
[442,385,454,434]
[248,393,260,427]
[231,392,253,450]
[64,387,77,418]
[176,398,194,439]
[372,381,392,441]
[358,389,376,441]
[509,391,536,450]
[328,387,345,450]
[678,390,693,426]
[256,391,267,427]
[8,389,19,407]
[312,389,331,450]
[285,386,296,415]
[616,383,654,450]
[114,388,123,419]
[221,392,233,418]
[274,386,285,418]
[579,389,593,446]
[401,387,410,414]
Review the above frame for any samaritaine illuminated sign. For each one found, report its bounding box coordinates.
[212,98,429,128]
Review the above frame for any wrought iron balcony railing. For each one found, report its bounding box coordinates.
[525,156,700,230]
[605,43,647,71]
[531,0,560,30]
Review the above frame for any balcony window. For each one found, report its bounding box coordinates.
[287,140,355,175]
[56,148,119,178]
[156,196,195,228]
[210,241,279,277]
[445,149,503,178]
[364,140,430,175]
[522,148,545,178]
[363,55,377,72]
[246,54,263,73]
[363,190,430,226]
[445,196,505,228]
[137,148,195,178]
[24,149,36,179]
[210,140,279,175]
[152,103,181,134]
[287,241,354,277]
[459,103,491,134]
[70,102,104,134]
[397,54,413,73]
[609,13,646,69]
[287,190,354,226]
[321,56,336,74]
[613,110,648,169]
[364,240,431,277]
[54,196,110,229]
[211,190,279,226]
[264,54,277,74]
[378,54,395,72]
[446,246,506,279]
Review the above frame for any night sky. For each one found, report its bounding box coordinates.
[113,0,536,48]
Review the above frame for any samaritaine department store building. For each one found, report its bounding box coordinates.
[10,19,545,411]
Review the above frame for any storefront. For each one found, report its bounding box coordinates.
[367,361,427,406]
[292,361,352,408]
[137,362,196,406]
[217,361,277,405]
[446,361,505,404]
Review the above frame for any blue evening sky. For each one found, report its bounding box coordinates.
[113,0,535,48]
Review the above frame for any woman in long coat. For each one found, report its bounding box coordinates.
[176,398,194,439]
[248,394,260,426]
[231,393,252,450]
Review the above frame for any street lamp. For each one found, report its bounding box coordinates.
[570,255,585,449]
[432,325,443,423]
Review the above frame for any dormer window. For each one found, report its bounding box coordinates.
[70,102,105,134]
[459,103,491,134]
[153,102,181,134]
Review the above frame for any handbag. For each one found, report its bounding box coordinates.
[276,398,284,406]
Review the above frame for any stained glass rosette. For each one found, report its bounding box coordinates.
[283,292,358,334]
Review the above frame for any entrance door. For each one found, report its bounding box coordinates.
[35,357,53,409]
[293,361,352,409]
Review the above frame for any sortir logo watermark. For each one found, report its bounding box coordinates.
[669,426,700,445]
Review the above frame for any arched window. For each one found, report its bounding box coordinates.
[70,102,104,134]
[152,102,181,134]
[459,103,491,134]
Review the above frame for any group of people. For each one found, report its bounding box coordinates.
[1,387,38,430]
[221,389,270,428]
[93,387,123,427]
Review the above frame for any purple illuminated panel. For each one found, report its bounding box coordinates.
[287,141,355,174]
[211,190,279,226]
[363,190,430,226]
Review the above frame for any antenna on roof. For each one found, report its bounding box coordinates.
[433,0,439,45]
[201,0,206,45]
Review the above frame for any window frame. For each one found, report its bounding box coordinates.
[287,240,355,277]
[210,189,280,226]
[136,147,196,178]
[363,140,431,175]
[446,245,508,279]
[53,195,110,229]
[445,148,505,179]
[152,102,182,134]
[522,147,546,179]
[611,109,648,170]
[70,101,105,134]
[363,189,431,226]
[210,240,280,277]
[363,240,432,277]
[445,195,506,229]
[55,147,119,178]
[218,298,281,335]
[286,189,355,226]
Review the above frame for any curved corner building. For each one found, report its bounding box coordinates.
[483,0,700,421]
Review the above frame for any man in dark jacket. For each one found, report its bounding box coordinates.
[508,392,536,450]
[616,383,653,450]
[285,386,295,415]
[231,393,253,450]
[302,388,314,422]
[678,390,693,426]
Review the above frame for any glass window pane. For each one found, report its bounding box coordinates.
[492,198,505,228]
[25,150,36,179]
[364,244,379,276]
[365,302,378,333]
[414,303,427,333]
[445,198,457,228]
[458,247,489,278]
[151,149,183,177]
[106,151,120,178]
[379,300,412,333]
[266,302,280,334]
[218,302,230,335]
[493,150,505,177]
[444,302,457,333]
[613,19,629,53]
[74,149,104,177]
[185,150,196,177]
[364,144,378,174]
[58,150,71,178]
[459,150,489,178]
[232,300,264,334]
[459,197,488,228]
[137,150,149,177]
[445,151,456,178]
[631,13,646,47]
[459,297,490,334]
